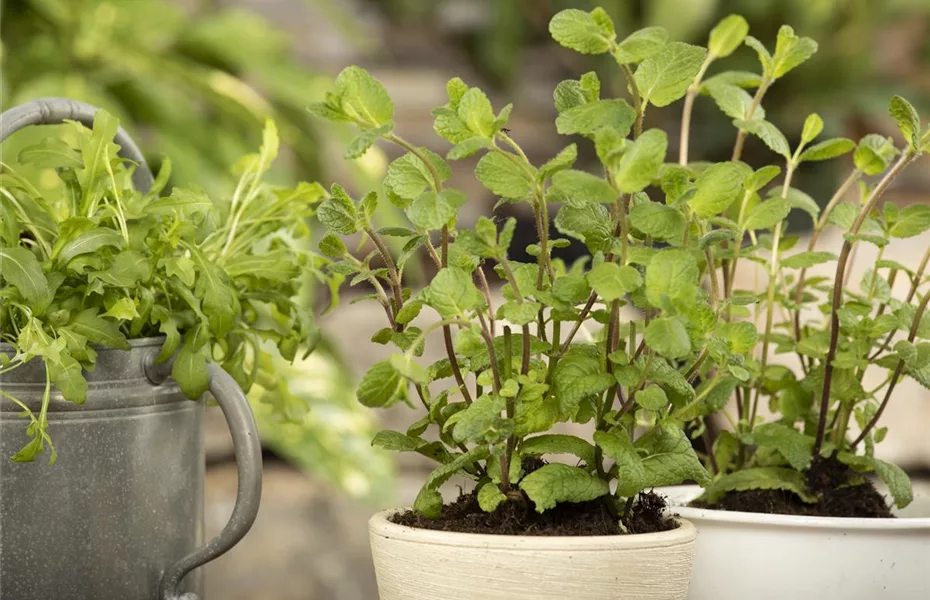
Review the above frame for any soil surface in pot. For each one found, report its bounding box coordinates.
[694,456,893,518]
[391,490,676,536]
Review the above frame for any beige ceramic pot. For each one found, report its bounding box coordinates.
[368,510,697,600]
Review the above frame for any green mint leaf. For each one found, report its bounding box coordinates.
[733,119,791,158]
[408,190,458,230]
[889,95,920,148]
[644,317,691,359]
[703,70,763,89]
[552,273,591,305]
[689,161,748,217]
[520,434,596,466]
[0,247,50,309]
[745,423,813,470]
[889,204,930,238]
[475,152,534,198]
[385,150,450,199]
[799,138,855,163]
[638,422,711,487]
[318,184,359,235]
[389,354,430,386]
[372,430,424,452]
[593,430,646,496]
[800,113,824,145]
[556,99,635,137]
[554,204,613,253]
[415,447,491,517]
[743,198,791,231]
[772,26,818,79]
[477,482,507,512]
[708,14,749,58]
[552,348,615,419]
[745,165,781,192]
[519,463,609,513]
[550,169,615,207]
[635,386,669,410]
[701,467,816,504]
[537,144,578,182]
[699,229,737,249]
[318,233,348,258]
[629,203,686,241]
[744,36,774,77]
[704,82,764,122]
[357,360,405,407]
[645,249,700,308]
[613,26,668,64]
[345,123,394,159]
[634,42,707,108]
[854,134,897,176]
[873,458,913,509]
[499,300,543,326]
[776,187,819,220]
[427,267,483,318]
[334,66,394,127]
[447,137,491,160]
[548,8,615,55]
[553,75,599,114]
[586,263,642,301]
[781,251,837,269]
[613,129,668,193]
[458,87,496,138]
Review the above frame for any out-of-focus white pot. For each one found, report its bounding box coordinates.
[368,509,697,600]
[661,485,930,600]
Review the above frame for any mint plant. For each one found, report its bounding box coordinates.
[0,113,323,463]
[312,7,930,523]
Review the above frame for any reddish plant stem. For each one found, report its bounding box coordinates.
[812,151,916,456]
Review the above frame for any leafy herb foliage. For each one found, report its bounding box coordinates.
[311,6,930,520]
[1,114,323,463]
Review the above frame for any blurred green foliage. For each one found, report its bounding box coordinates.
[1,0,395,500]
[1,0,335,191]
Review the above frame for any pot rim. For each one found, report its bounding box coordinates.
[661,485,930,530]
[368,509,696,550]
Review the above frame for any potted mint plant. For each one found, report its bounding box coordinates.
[298,7,832,599]
[567,12,930,600]
[0,99,320,599]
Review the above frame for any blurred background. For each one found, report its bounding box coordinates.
[2,0,929,597]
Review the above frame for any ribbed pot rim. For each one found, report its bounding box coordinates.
[368,509,696,550]
[662,485,930,530]
[0,335,166,352]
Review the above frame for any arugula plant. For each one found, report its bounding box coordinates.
[312,7,930,521]
[0,112,324,463]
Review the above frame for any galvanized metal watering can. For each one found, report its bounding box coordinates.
[0,98,263,600]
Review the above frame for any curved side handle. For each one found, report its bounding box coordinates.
[0,97,155,192]
[146,360,263,600]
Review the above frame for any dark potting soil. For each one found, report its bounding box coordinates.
[694,456,894,518]
[390,489,676,536]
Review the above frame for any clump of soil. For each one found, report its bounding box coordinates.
[391,487,676,536]
[695,456,893,518]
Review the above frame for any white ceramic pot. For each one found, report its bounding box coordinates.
[368,510,697,600]
[661,485,930,600]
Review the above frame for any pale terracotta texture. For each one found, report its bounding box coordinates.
[368,510,696,600]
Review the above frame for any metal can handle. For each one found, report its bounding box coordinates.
[0,97,155,192]
[146,360,264,600]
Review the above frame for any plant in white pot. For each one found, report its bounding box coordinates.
[0,99,323,599]
[301,8,824,600]
[629,17,930,600]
